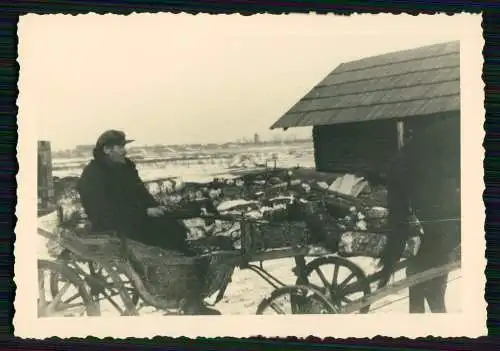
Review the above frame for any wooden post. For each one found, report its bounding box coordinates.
[396,120,405,150]
[340,260,461,314]
[38,140,55,215]
[396,119,412,211]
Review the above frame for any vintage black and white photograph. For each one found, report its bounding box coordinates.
[16,13,484,338]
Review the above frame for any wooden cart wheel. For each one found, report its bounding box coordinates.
[38,259,100,317]
[49,259,140,314]
[256,285,339,315]
[298,256,372,313]
[86,262,141,309]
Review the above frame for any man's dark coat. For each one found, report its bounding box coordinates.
[77,156,189,252]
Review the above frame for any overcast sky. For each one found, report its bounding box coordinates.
[19,13,466,150]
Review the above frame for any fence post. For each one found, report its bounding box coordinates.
[38,140,55,216]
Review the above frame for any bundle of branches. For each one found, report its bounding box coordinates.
[141,170,393,249]
[317,194,424,258]
[338,231,422,259]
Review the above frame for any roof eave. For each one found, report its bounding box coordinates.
[269,107,461,130]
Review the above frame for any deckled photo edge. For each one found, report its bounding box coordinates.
[14,13,485,339]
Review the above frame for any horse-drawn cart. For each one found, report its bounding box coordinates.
[38,216,459,317]
[38,172,460,317]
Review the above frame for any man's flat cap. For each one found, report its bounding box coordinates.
[96,130,134,148]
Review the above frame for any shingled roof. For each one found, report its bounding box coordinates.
[270,40,460,129]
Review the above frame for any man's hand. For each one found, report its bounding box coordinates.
[158,205,170,212]
[147,206,165,218]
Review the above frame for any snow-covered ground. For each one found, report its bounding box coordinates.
[51,151,316,180]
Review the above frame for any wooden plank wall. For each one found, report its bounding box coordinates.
[312,112,460,182]
[312,119,399,180]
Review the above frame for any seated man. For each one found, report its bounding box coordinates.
[77,130,192,254]
[77,130,220,314]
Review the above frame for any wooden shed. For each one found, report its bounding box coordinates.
[270,41,460,179]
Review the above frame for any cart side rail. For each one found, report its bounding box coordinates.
[340,260,461,314]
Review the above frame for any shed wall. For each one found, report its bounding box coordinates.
[313,119,398,178]
[312,111,460,179]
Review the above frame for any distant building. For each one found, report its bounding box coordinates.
[75,144,95,153]
[254,133,260,144]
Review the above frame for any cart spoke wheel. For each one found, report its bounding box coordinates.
[332,264,339,286]
[62,292,82,305]
[341,296,353,304]
[268,301,287,315]
[38,259,100,317]
[339,273,356,290]
[314,268,330,289]
[299,256,372,314]
[256,285,339,315]
[49,258,140,316]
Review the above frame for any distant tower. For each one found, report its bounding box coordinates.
[254,133,260,144]
[38,140,55,214]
